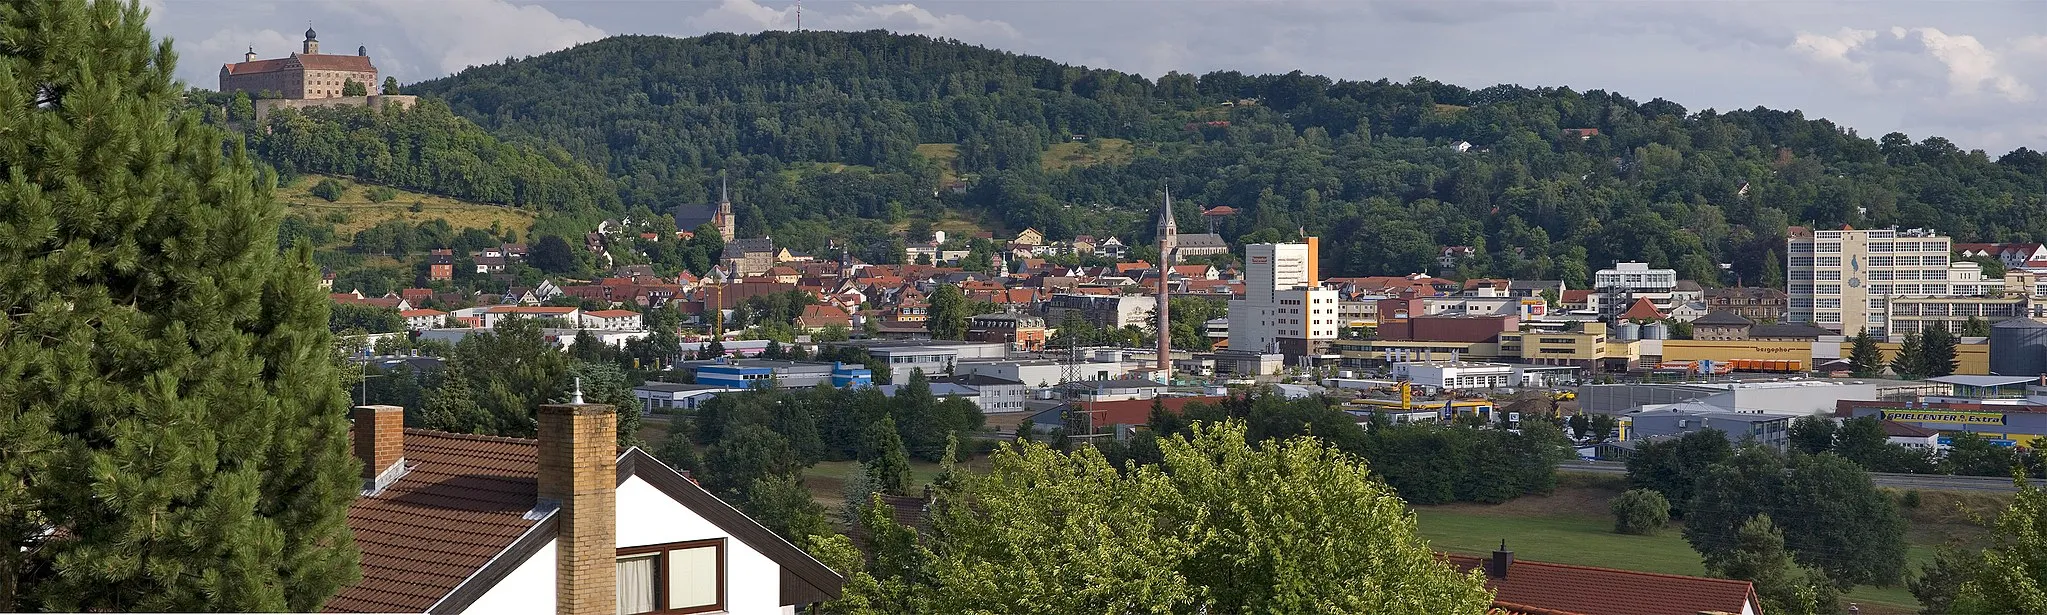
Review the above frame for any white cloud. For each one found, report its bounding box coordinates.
[1790,27,1878,88]
[834,3,1020,40]
[687,0,1018,42]
[689,0,797,32]
[1907,27,2030,101]
[191,27,297,66]
[137,0,166,24]
[327,0,605,75]
[1791,25,2032,102]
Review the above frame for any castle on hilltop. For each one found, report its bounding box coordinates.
[219,27,377,99]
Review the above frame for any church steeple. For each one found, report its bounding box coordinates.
[1157,185,1178,263]
[1154,185,1176,377]
[714,173,736,241]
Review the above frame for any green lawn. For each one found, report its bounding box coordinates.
[1413,508,1933,612]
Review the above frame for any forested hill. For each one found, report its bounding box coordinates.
[246,99,622,223]
[409,30,2047,286]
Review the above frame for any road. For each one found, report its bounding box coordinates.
[1559,461,2022,493]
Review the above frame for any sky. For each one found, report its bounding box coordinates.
[143,0,2047,154]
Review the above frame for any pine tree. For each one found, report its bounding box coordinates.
[380,76,400,95]
[862,416,912,495]
[0,1,358,609]
[341,78,367,97]
[1920,323,1960,377]
[1890,331,1926,379]
[1848,328,1886,377]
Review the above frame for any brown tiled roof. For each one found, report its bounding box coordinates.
[326,430,543,613]
[1881,419,1941,438]
[1444,554,1757,615]
[223,53,375,75]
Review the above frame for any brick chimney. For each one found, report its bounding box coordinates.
[1488,540,1513,579]
[537,398,617,615]
[351,405,406,495]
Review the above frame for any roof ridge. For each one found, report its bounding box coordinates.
[402,428,538,446]
[1486,555,1755,588]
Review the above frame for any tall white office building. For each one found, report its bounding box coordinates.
[1786,227,1990,338]
[1229,241,1338,360]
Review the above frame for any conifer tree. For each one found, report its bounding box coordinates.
[1920,323,1960,377]
[1848,328,1886,377]
[862,416,913,495]
[1890,331,1926,379]
[0,1,358,609]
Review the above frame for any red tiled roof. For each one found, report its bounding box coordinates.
[398,309,445,318]
[1560,290,1594,304]
[224,53,375,75]
[1620,297,1664,321]
[1070,396,1226,432]
[795,304,851,328]
[1443,554,1758,615]
[326,430,543,613]
[583,310,640,318]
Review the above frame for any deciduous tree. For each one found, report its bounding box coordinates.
[1624,429,1732,517]
[849,422,1496,614]
[1710,515,1840,615]
[925,283,969,340]
[1948,482,2047,614]
[1610,489,1671,535]
[1686,448,1908,588]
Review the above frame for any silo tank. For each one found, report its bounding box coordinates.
[1643,322,1669,340]
[1989,318,2047,377]
[1617,322,1641,341]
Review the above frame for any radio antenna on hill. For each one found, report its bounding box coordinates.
[796,0,802,31]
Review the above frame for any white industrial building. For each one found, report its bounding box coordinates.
[1393,362,1518,391]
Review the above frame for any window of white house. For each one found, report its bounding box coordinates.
[617,539,724,615]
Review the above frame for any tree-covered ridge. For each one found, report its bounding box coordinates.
[244,99,622,218]
[410,30,2047,286]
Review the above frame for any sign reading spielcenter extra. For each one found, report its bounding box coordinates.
[1880,409,2008,426]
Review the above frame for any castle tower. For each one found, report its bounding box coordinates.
[245,47,257,63]
[302,28,319,55]
[1156,186,1177,375]
[715,175,736,241]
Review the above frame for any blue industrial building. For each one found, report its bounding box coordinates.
[688,359,873,389]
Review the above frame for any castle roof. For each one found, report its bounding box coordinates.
[222,53,375,75]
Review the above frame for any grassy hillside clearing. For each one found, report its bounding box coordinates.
[278,175,536,238]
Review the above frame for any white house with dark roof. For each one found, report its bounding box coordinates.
[329,403,841,614]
